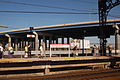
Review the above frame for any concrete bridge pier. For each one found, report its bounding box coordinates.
[113,24,120,55]
[5,34,11,47]
[33,31,39,56]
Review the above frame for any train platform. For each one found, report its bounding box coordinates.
[0,56,114,63]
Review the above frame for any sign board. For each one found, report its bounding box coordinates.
[50,44,70,48]
[27,34,35,38]
[50,44,70,57]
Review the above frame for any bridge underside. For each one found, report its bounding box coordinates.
[1,24,119,38]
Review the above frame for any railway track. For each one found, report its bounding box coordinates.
[1,68,120,80]
[0,56,120,79]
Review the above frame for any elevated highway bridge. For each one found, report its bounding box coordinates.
[0,19,120,36]
[0,19,120,56]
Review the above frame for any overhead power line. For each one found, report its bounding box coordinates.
[0,10,98,14]
[78,0,96,4]
[0,0,94,12]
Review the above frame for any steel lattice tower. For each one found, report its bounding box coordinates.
[98,0,120,56]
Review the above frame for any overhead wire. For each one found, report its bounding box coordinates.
[0,10,119,19]
[0,0,96,12]
[77,0,96,4]
[0,0,119,17]
[1,0,119,17]
[0,10,98,14]
[0,0,99,29]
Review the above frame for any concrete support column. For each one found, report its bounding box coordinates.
[25,40,27,46]
[119,37,120,54]
[33,31,39,56]
[43,35,46,50]
[67,37,70,44]
[33,41,35,50]
[40,35,46,56]
[39,38,41,47]
[49,36,52,44]
[5,34,11,47]
[113,24,120,54]
[115,31,119,54]
[56,37,58,44]
[45,39,47,50]
[15,39,18,51]
[53,39,56,44]
[52,39,54,44]
[82,38,84,56]
[62,37,64,44]
[49,36,52,49]
[21,40,24,51]
[23,41,25,49]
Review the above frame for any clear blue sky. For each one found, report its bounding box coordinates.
[0,0,120,43]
